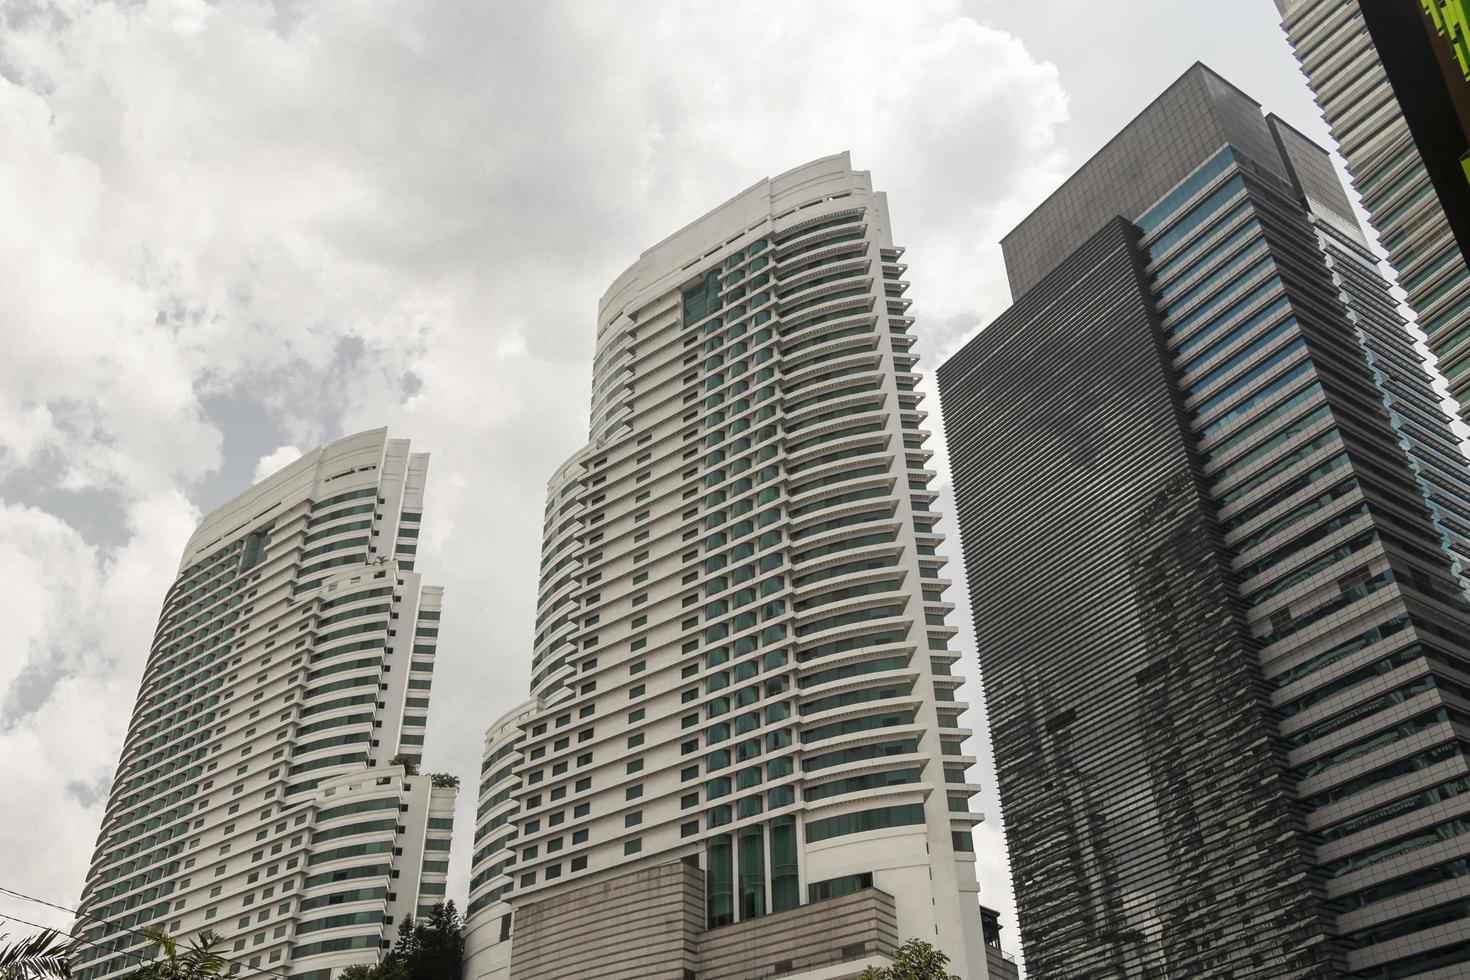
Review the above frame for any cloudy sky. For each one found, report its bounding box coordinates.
[0,0,1341,968]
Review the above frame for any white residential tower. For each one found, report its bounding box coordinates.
[464,155,993,980]
[73,429,456,980]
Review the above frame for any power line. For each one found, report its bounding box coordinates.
[0,885,297,980]
[0,886,300,980]
[0,910,282,980]
[0,911,155,971]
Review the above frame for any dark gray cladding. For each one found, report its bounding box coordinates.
[1000,64,1288,299]
[945,59,1470,980]
[937,219,1336,978]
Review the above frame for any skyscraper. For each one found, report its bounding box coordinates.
[1277,0,1470,414]
[939,64,1470,979]
[72,429,456,980]
[463,154,996,980]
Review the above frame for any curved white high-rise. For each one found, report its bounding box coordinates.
[73,429,456,980]
[465,154,992,980]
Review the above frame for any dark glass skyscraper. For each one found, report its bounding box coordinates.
[939,64,1470,979]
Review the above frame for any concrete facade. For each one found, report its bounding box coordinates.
[491,856,898,980]
[978,907,1018,980]
[464,154,992,979]
[73,429,456,980]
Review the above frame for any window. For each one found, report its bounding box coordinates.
[808,872,873,903]
[805,804,926,843]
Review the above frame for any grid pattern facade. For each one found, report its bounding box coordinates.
[73,429,456,980]
[464,154,991,980]
[1279,0,1470,412]
[940,65,1470,980]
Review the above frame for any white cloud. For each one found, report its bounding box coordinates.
[253,445,303,484]
[0,0,1068,960]
[0,492,198,931]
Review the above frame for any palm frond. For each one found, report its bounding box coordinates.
[181,933,222,978]
[0,929,79,980]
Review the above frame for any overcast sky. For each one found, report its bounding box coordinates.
[0,0,1338,970]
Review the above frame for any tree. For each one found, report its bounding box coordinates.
[339,902,462,980]
[858,938,960,980]
[122,931,225,980]
[339,959,403,980]
[412,902,464,980]
[339,962,404,980]
[388,754,419,776]
[390,915,419,966]
[391,903,463,980]
[0,930,77,980]
[427,773,458,789]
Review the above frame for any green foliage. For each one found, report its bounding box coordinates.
[389,754,420,776]
[121,932,224,980]
[340,959,404,980]
[427,773,458,789]
[0,930,78,980]
[338,902,463,980]
[858,938,960,980]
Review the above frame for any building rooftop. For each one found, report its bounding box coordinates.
[1000,63,1288,298]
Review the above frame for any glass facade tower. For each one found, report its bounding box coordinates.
[464,154,993,980]
[73,429,456,980]
[940,65,1470,979]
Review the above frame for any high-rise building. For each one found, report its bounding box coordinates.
[1277,0,1470,414]
[73,429,456,980]
[939,64,1470,979]
[463,154,993,980]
